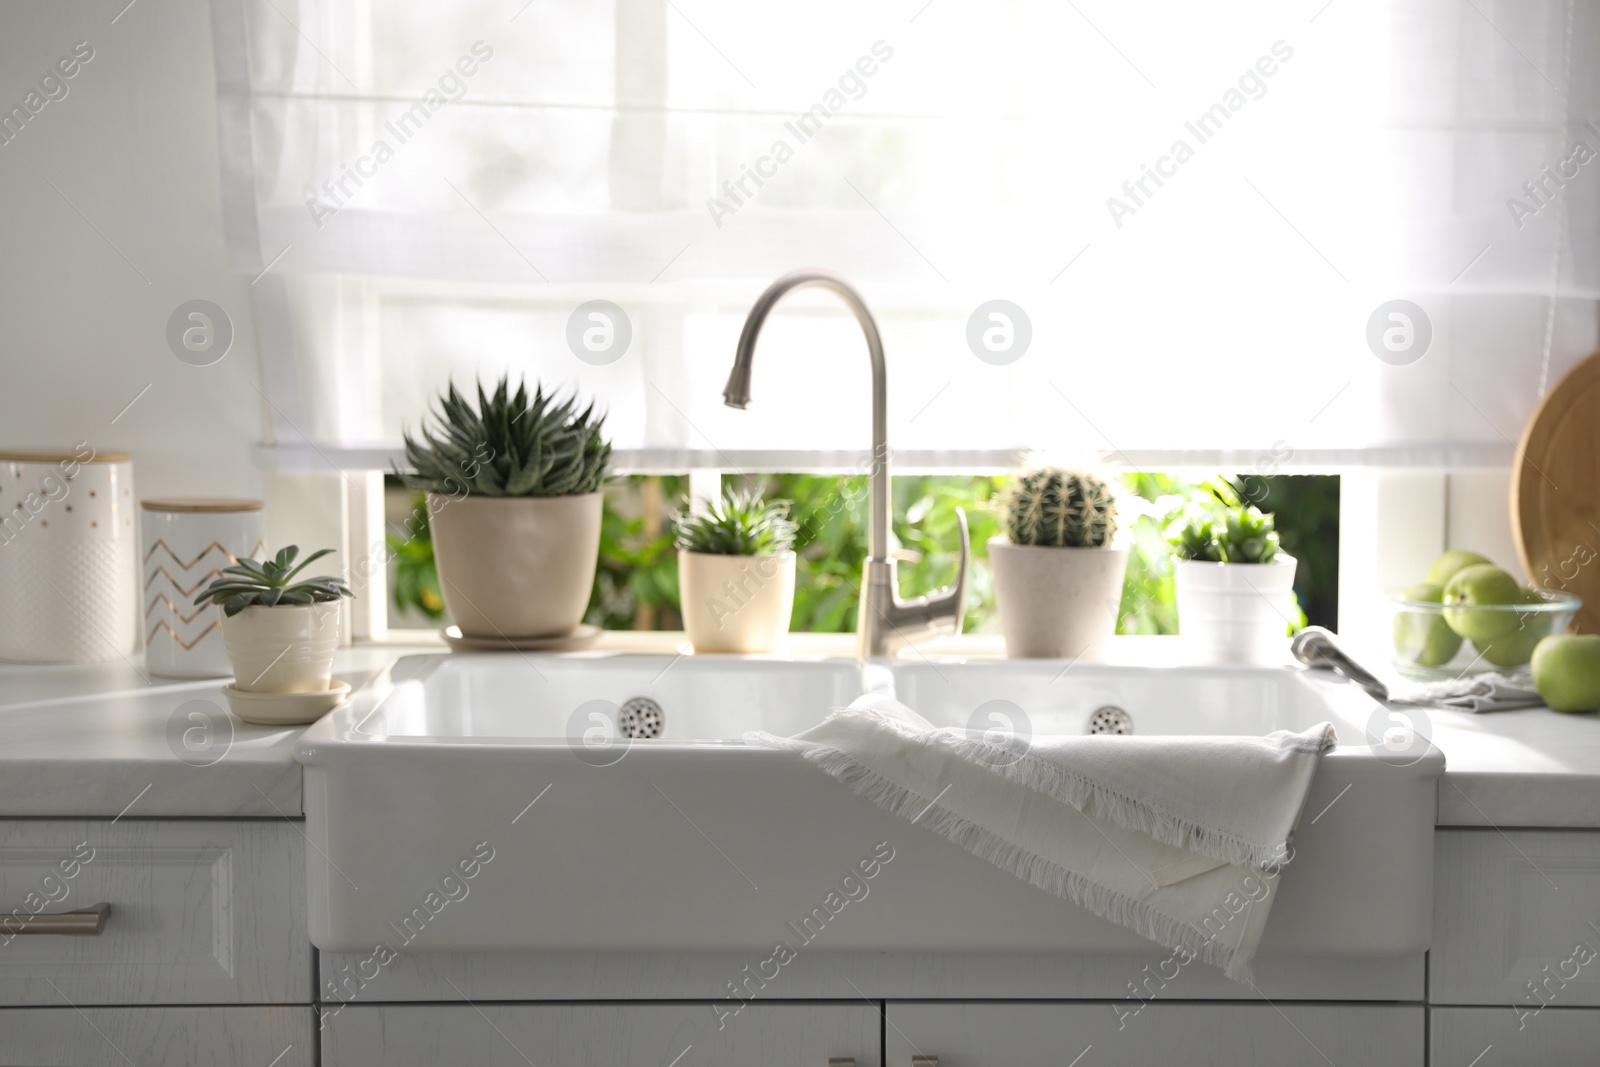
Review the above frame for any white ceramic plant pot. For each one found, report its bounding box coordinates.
[989,538,1130,660]
[219,601,342,693]
[1174,554,1298,665]
[429,494,602,639]
[678,550,796,654]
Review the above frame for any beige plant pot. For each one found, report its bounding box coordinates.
[219,601,342,693]
[429,493,603,639]
[989,538,1130,660]
[679,550,796,654]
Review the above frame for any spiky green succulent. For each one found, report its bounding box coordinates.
[399,377,611,498]
[674,490,797,556]
[1167,502,1281,563]
[1003,467,1117,548]
[194,546,353,617]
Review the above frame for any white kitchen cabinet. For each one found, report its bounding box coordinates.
[0,1006,312,1066]
[884,1002,1424,1066]
[1432,1007,1600,1066]
[1432,829,1600,1007]
[321,1002,883,1066]
[0,819,309,1006]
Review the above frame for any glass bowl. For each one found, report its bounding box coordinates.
[1388,589,1581,681]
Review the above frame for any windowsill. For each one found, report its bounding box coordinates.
[369,627,1007,658]
[364,629,1200,664]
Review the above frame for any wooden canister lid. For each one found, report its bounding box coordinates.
[0,448,131,463]
[141,497,265,513]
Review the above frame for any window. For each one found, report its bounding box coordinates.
[215,0,1595,475]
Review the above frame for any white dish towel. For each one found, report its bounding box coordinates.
[749,693,1336,983]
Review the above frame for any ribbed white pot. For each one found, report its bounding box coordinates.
[989,539,1130,660]
[219,601,341,693]
[1174,555,1298,665]
[678,550,796,654]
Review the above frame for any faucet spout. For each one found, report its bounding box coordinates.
[724,270,967,658]
[725,270,889,561]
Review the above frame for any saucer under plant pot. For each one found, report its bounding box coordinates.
[399,378,611,640]
[675,490,797,654]
[1168,501,1298,666]
[194,545,354,724]
[989,467,1129,660]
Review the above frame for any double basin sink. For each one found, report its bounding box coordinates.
[296,651,1443,959]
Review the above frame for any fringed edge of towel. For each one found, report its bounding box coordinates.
[759,732,1256,984]
[834,711,1330,872]
[930,727,1303,872]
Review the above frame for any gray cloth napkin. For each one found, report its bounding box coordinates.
[1387,673,1545,713]
[1290,626,1545,713]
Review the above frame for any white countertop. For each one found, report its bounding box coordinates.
[0,644,410,818]
[2,635,1598,826]
[1426,705,1600,827]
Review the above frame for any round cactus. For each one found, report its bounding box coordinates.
[1003,467,1117,548]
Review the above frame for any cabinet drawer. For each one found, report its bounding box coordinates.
[322,1003,881,1066]
[1432,829,1600,1006]
[0,819,309,1005]
[886,1002,1423,1066]
[1432,1007,1600,1066]
[0,1005,312,1066]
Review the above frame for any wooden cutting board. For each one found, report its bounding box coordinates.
[1512,349,1600,633]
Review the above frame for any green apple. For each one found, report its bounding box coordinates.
[1473,588,1550,668]
[1531,634,1600,713]
[1393,581,1463,667]
[1425,549,1494,589]
[1444,564,1523,642]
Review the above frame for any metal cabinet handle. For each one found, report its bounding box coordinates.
[912,1058,939,1067]
[0,903,110,935]
[828,1060,855,1067]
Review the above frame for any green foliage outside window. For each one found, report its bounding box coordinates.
[387,471,1335,635]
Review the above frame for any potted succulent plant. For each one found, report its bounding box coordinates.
[400,377,611,639]
[194,545,353,694]
[674,489,797,653]
[1168,501,1297,665]
[989,467,1129,659]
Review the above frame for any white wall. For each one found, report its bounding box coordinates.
[0,0,266,507]
[1447,471,1524,585]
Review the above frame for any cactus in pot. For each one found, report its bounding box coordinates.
[399,376,611,641]
[1004,468,1118,549]
[989,467,1129,660]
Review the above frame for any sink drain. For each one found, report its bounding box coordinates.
[1087,706,1133,735]
[618,697,664,739]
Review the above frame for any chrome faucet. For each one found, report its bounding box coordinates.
[722,269,969,659]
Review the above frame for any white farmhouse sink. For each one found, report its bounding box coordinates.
[365,652,871,742]
[297,652,1442,959]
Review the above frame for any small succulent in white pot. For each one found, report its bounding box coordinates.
[674,490,797,654]
[1167,502,1297,665]
[989,467,1129,659]
[195,546,352,693]
[399,376,611,640]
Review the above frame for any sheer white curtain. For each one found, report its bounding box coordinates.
[210,0,1600,471]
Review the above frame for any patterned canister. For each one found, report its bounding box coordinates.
[141,498,265,678]
[0,446,138,663]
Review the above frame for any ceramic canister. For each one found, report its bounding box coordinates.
[141,498,265,678]
[0,446,138,663]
